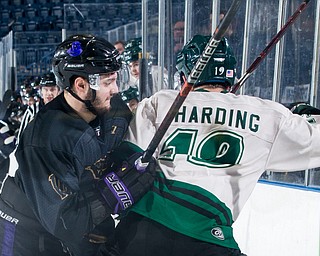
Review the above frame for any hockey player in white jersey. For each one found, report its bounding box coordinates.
[121,37,169,97]
[115,35,320,256]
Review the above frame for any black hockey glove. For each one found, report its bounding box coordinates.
[99,93,133,154]
[107,93,133,124]
[97,151,156,214]
[290,102,320,124]
[290,102,320,115]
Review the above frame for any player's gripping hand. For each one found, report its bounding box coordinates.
[97,149,156,214]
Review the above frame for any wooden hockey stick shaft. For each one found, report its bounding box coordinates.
[231,0,311,93]
[141,0,244,163]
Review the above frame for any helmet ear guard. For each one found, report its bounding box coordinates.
[88,74,101,91]
[176,35,237,88]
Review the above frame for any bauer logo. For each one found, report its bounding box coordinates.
[66,63,84,69]
[213,57,225,62]
[104,172,133,210]
[211,227,225,240]
[0,209,19,225]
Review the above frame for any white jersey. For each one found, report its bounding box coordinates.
[125,90,320,249]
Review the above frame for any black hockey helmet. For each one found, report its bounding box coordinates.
[176,35,237,87]
[39,72,57,87]
[52,34,122,90]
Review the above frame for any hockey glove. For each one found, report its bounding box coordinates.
[97,143,156,214]
[290,102,320,115]
[107,93,133,124]
[290,102,320,124]
[99,93,133,154]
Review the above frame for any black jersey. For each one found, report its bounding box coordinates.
[14,93,129,254]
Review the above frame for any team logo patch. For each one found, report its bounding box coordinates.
[67,41,83,57]
[211,227,225,240]
[85,156,109,179]
[48,174,73,200]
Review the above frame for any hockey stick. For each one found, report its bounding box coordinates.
[141,0,244,163]
[231,0,311,93]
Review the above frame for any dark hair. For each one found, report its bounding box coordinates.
[114,40,126,46]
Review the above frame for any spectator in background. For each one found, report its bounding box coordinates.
[216,11,234,38]
[173,20,185,57]
[114,40,126,54]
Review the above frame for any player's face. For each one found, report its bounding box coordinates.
[90,72,119,115]
[115,43,125,54]
[128,60,140,79]
[173,21,184,40]
[41,86,60,105]
[128,98,138,112]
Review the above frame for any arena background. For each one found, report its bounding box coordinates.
[0,1,319,255]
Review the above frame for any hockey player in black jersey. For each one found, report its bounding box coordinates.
[0,34,155,256]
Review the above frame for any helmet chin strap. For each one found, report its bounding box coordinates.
[66,87,98,116]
